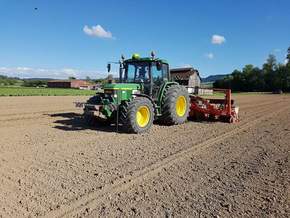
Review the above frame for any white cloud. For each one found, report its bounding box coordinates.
[211,34,226,45]
[273,48,281,53]
[16,67,32,71]
[62,68,78,76]
[284,59,289,65]
[83,25,114,39]
[0,67,108,79]
[205,53,214,59]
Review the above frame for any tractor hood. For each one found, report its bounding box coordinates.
[103,83,141,90]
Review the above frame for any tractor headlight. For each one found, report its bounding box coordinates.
[104,89,117,98]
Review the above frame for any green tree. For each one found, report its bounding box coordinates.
[286,47,290,91]
[263,54,277,91]
[0,75,19,86]
[85,76,93,83]
[22,80,47,87]
[214,47,290,92]
[231,69,244,91]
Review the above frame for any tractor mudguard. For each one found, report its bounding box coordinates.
[157,82,179,108]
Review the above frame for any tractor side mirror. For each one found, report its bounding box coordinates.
[107,63,111,72]
[156,61,162,71]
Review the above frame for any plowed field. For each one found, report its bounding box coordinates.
[0,95,289,217]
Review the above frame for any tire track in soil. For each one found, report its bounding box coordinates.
[0,97,282,124]
[0,100,283,193]
[44,100,287,163]
[45,102,290,218]
[0,102,286,186]
[0,97,287,217]
[0,101,286,192]
[0,109,77,122]
[37,100,290,157]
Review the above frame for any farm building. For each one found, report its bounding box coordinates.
[79,84,100,90]
[170,67,213,95]
[47,80,92,89]
[170,67,201,87]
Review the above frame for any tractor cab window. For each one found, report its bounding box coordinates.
[151,63,169,98]
[125,62,150,83]
[162,64,169,80]
[151,63,163,86]
[151,63,169,84]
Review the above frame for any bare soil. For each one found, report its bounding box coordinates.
[0,94,289,217]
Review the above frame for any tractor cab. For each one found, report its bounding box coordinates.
[120,53,170,99]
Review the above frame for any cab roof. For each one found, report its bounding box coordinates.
[124,57,168,64]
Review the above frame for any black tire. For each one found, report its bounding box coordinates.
[119,97,154,134]
[83,110,97,126]
[87,95,101,104]
[160,85,189,125]
[83,95,103,126]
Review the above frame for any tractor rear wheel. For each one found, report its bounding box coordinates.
[160,85,189,125]
[119,97,154,133]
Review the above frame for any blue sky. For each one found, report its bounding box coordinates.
[0,0,289,79]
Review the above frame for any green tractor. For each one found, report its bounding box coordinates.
[82,52,189,133]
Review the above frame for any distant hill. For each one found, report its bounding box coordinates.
[202,74,228,83]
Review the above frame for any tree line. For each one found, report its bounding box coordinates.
[214,47,290,92]
[0,75,103,87]
[0,75,21,86]
[0,75,50,87]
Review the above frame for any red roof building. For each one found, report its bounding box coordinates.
[47,80,92,88]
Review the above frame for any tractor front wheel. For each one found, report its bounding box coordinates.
[119,97,154,133]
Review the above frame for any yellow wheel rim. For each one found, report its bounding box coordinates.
[176,96,186,117]
[136,106,150,127]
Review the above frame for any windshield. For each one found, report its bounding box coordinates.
[124,62,150,83]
